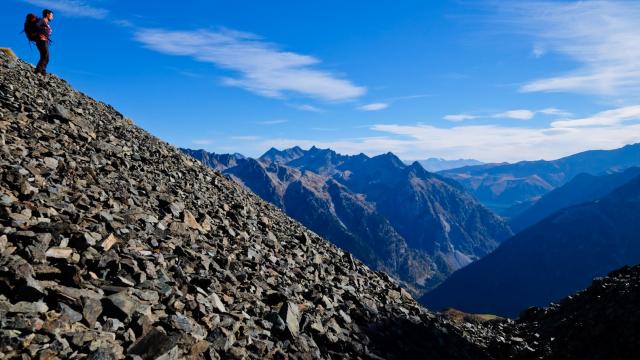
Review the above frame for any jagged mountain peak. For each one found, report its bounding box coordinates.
[408,160,431,176]
[370,151,405,167]
[259,145,305,164]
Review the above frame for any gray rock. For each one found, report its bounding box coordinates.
[209,292,226,313]
[45,247,73,259]
[82,296,103,327]
[9,300,48,314]
[49,104,72,121]
[59,303,83,323]
[127,327,178,359]
[278,302,300,337]
[104,292,137,320]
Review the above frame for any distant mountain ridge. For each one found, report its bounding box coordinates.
[421,173,640,317]
[183,146,512,294]
[509,167,640,233]
[439,143,640,217]
[414,158,484,172]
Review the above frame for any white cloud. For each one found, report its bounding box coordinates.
[358,103,389,111]
[445,108,572,122]
[367,122,640,162]
[134,28,366,101]
[244,106,640,162]
[22,0,108,19]
[539,107,573,117]
[444,114,478,122]
[355,95,428,112]
[532,43,546,58]
[257,119,288,125]
[293,104,324,112]
[493,109,535,120]
[551,105,640,128]
[504,1,640,96]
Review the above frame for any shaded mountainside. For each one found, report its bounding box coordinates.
[184,147,512,295]
[509,167,640,233]
[441,144,640,217]
[421,174,640,317]
[514,264,640,360]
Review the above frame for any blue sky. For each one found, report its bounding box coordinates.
[5,0,640,162]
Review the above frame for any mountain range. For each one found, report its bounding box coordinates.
[440,144,640,218]
[421,172,640,317]
[182,146,512,294]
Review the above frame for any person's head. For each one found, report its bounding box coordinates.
[42,9,54,21]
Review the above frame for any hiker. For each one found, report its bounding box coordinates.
[31,9,54,76]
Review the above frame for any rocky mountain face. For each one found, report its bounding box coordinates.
[421,173,640,317]
[184,147,512,295]
[440,144,640,217]
[509,167,640,233]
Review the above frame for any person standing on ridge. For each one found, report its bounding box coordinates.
[35,9,54,76]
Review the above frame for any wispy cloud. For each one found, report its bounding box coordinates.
[551,105,640,128]
[358,103,389,111]
[246,106,640,162]
[134,28,366,101]
[492,109,535,120]
[22,0,109,19]
[444,108,571,122]
[532,43,546,58]
[357,94,429,111]
[444,114,478,122]
[539,107,574,117]
[192,139,213,145]
[368,121,640,162]
[503,1,640,96]
[292,104,324,112]
[257,119,288,125]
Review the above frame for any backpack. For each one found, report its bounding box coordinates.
[24,13,41,42]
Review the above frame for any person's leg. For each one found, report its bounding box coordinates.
[35,40,49,75]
